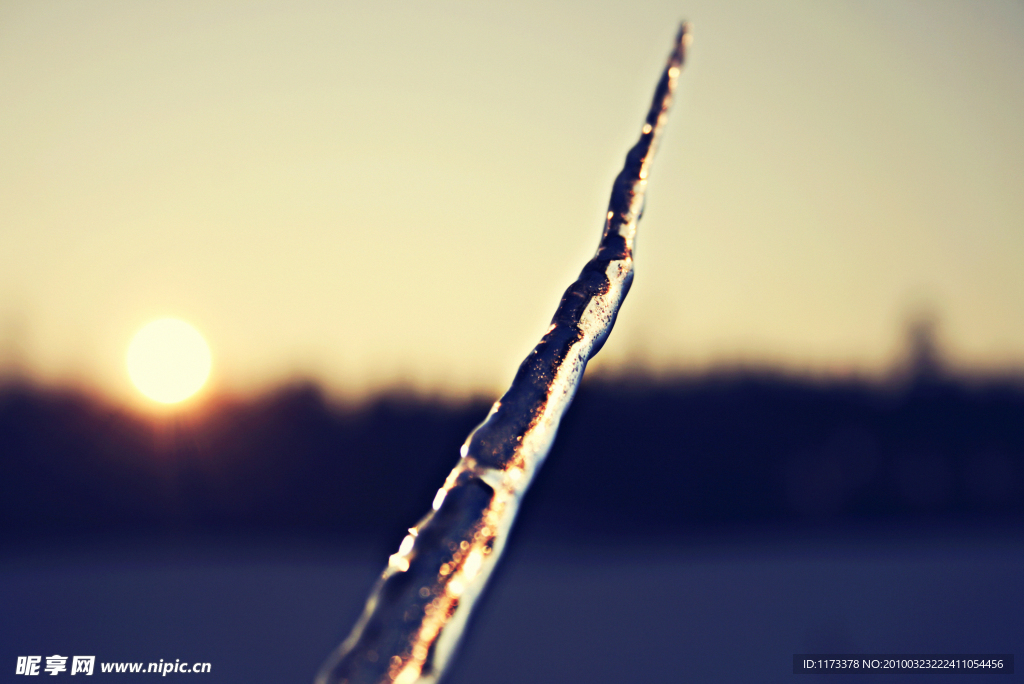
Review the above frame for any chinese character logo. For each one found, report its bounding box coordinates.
[44,655,67,676]
[71,657,95,676]
[16,657,41,676]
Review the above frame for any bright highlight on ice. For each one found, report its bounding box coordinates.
[126,318,212,404]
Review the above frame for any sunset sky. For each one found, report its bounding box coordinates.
[1,0,1022,405]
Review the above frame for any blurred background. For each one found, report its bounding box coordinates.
[1,1,1022,682]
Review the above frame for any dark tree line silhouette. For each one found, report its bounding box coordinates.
[1,371,1022,545]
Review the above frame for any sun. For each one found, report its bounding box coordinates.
[126,318,212,404]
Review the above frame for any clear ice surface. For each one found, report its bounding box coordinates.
[316,24,691,684]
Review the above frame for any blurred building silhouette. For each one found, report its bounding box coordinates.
[901,310,946,383]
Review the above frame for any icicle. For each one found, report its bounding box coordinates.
[316,23,691,684]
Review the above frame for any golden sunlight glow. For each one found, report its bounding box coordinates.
[126,318,212,404]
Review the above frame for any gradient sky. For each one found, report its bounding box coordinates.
[2,0,1023,404]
